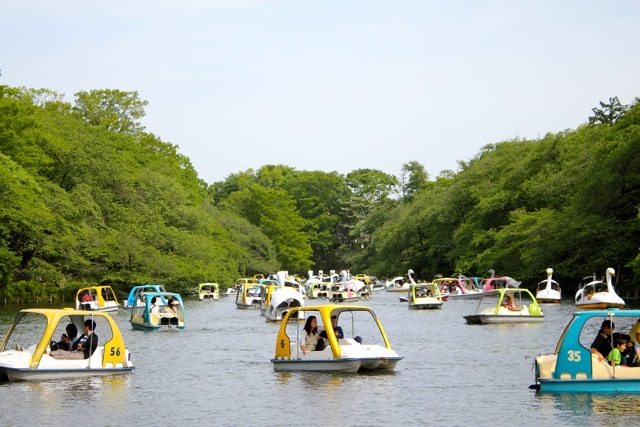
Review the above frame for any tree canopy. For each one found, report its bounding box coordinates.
[2,86,639,300]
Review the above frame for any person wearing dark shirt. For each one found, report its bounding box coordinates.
[320,315,344,340]
[591,320,614,362]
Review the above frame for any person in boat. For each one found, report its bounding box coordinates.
[502,295,516,311]
[55,323,79,351]
[81,291,93,302]
[320,315,344,340]
[590,320,615,362]
[50,319,99,360]
[612,332,637,367]
[607,338,627,368]
[150,296,160,313]
[165,298,178,313]
[300,316,325,355]
[629,319,640,365]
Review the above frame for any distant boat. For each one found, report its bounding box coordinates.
[198,283,219,301]
[575,267,625,309]
[407,282,444,310]
[130,292,185,331]
[464,288,544,324]
[536,268,561,303]
[75,286,120,312]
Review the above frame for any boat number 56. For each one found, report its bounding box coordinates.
[109,347,122,356]
[567,350,581,362]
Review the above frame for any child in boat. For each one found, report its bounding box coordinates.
[608,338,627,368]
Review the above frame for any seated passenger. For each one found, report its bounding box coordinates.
[502,296,516,311]
[613,332,637,366]
[150,296,160,313]
[300,316,325,355]
[54,323,79,351]
[608,338,627,368]
[50,319,98,360]
[320,315,344,340]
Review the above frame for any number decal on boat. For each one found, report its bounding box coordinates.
[280,339,285,349]
[110,347,122,357]
[567,350,581,362]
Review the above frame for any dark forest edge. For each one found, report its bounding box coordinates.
[1,87,639,301]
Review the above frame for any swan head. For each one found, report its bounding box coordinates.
[546,268,553,275]
[607,267,616,277]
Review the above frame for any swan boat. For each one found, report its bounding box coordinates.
[0,309,134,381]
[271,304,403,373]
[198,282,220,301]
[123,284,168,308]
[75,286,120,312]
[263,271,305,323]
[464,288,544,324]
[407,282,444,309]
[385,269,416,293]
[575,268,625,310]
[130,292,186,331]
[536,268,562,304]
[435,276,481,300]
[532,310,640,392]
[222,287,237,297]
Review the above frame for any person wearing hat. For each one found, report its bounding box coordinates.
[591,319,615,362]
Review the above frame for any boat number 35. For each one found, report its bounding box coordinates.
[109,347,122,357]
[566,350,581,362]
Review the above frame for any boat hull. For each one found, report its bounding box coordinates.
[271,359,361,373]
[538,378,640,393]
[537,298,562,304]
[235,301,261,309]
[448,293,482,300]
[576,302,625,310]
[359,357,403,371]
[464,314,544,324]
[2,366,133,381]
[408,303,443,310]
[130,322,184,331]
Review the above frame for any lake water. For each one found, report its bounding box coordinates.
[2,292,640,426]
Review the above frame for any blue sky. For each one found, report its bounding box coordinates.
[3,1,639,184]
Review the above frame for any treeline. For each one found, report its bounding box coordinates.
[1,86,639,300]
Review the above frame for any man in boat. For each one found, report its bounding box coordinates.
[320,316,344,340]
[590,320,614,362]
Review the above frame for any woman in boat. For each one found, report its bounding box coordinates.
[300,316,325,355]
[166,298,178,313]
[55,323,79,351]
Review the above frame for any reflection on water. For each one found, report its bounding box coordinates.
[2,297,640,425]
[535,392,640,426]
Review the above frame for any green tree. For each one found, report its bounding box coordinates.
[73,89,148,134]
[588,96,628,126]
[401,160,429,201]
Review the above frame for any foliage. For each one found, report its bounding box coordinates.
[2,85,640,300]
